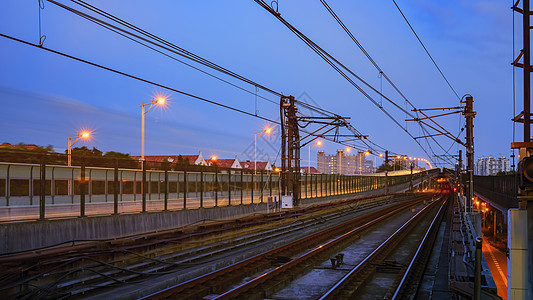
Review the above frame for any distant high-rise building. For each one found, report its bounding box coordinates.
[317,150,372,174]
[475,156,510,176]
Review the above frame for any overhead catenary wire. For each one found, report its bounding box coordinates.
[68,0,284,99]
[47,0,390,154]
[391,0,461,100]
[47,0,277,106]
[319,0,458,165]
[253,0,455,165]
[0,33,385,155]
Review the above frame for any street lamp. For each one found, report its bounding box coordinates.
[339,147,351,174]
[409,157,433,169]
[254,127,272,175]
[141,96,167,161]
[308,140,322,173]
[364,150,371,174]
[68,130,91,166]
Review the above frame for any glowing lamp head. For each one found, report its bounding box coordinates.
[81,131,90,139]
[265,127,272,134]
[365,151,370,156]
[156,97,166,105]
[274,167,280,173]
[316,140,322,146]
[379,153,383,157]
[210,156,218,161]
[345,148,351,152]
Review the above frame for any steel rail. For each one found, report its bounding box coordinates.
[141,195,429,300]
[2,195,402,298]
[319,194,445,299]
[391,193,449,299]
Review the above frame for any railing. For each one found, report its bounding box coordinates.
[473,174,518,209]
[0,162,437,222]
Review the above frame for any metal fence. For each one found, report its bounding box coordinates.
[0,161,435,222]
[473,174,518,209]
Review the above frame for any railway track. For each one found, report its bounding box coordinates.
[1,194,418,299]
[320,192,449,299]
[141,193,435,300]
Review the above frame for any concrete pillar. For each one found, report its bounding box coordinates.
[508,209,528,299]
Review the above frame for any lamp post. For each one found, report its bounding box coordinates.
[67,130,90,196]
[339,147,350,174]
[364,150,370,174]
[308,140,322,173]
[377,153,383,173]
[254,127,272,175]
[141,96,166,161]
[416,157,433,169]
[68,130,91,166]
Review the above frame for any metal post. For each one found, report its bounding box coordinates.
[306,173,309,199]
[80,156,85,217]
[164,163,168,211]
[183,169,187,209]
[475,237,482,300]
[142,160,147,212]
[385,171,389,194]
[240,169,244,205]
[141,102,145,161]
[228,169,232,206]
[113,159,118,215]
[260,170,264,203]
[464,96,475,213]
[525,0,531,143]
[494,211,497,238]
[525,2,533,292]
[410,163,413,192]
[269,171,272,196]
[320,174,323,197]
[200,169,204,208]
[39,159,46,220]
[315,174,318,197]
[215,166,219,206]
[458,149,463,194]
[251,170,254,204]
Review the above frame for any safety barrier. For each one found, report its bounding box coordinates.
[0,162,437,221]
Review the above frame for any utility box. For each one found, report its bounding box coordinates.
[281,196,293,209]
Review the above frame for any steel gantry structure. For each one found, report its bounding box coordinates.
[280,96,369,206]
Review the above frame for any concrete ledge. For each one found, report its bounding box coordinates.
[0,179,427,254]
[0,204,267,254]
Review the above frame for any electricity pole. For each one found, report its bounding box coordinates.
[511,1,533,298]
[463,96,475,213]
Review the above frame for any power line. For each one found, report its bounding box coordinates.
[38,0,400,156]
[391,0,461,100]
[51,0,384,152]
[0,33,277,124]
[319,0,458,164]
[253,0,452,165]
[0,33,385,155]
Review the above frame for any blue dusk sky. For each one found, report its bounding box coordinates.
[0,1,519,167]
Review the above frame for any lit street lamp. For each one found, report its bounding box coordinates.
[364,150,370,174]
[308,140,322,173]
[254,127,272,174]
[409,156,433,169]
[141,96,166,161]
[68,130,91,166]
[339,147,350,174]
